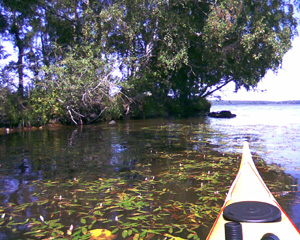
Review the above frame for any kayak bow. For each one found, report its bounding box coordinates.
[206,142,300,240]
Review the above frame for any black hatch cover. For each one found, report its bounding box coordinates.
[223,201,281,223]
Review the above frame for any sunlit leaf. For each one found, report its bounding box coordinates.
[122,230,128,238]
[133,233,140,240]
[89,229,116,240]
[164,233,187,240]
[82,227,88,234]
[81,217,87,224]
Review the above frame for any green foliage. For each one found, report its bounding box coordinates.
[131,95,167,119]
[106,0,297,114]
[166,97,211,117]
[42,7,128,124]
[0,0,298,125]
[27,87,66,125]
[200,0,297,94]
[0,85,65,127]
[0,88,12,127]
[0,89,31,127]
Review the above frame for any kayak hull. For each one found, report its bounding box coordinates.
[206,142,300,240]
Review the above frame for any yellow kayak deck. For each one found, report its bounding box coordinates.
[206,142,300,240]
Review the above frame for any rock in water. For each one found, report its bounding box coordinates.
[109,120,116,125]
[208,110,236,118]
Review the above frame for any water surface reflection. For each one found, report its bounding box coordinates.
[0,117,298,239]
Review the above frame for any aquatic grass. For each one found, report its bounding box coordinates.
[1,159,279,238]
[0,151,236,239]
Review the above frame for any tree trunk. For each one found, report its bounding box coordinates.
[16,32,24,97]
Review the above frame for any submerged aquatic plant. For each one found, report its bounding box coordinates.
[0,123,295,239]
[0,153,234,239]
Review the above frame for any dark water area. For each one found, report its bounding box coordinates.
[0,102,299,239]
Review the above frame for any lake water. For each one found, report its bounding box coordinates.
[0,102,299,239]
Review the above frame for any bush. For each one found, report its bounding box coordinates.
[166,97,211,117]
[0,89,25,127]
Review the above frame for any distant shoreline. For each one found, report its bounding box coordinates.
[210,100,300,105]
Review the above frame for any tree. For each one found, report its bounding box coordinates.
[108,0,297,115]
[166,0,296,97]
[0,0,42,96]
[0,0,87,95]
[0,0,298,125]
[42,6,126,124]
[198,0,297,97]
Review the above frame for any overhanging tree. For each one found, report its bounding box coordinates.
[111,0,297,115]
[198,0,297,97]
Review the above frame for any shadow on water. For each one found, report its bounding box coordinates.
[0,117,298,239]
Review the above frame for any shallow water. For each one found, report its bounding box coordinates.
[0,102,299,239]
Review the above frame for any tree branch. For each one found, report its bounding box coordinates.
[201,78,235,98]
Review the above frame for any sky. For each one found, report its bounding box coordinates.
[212,36,300,101]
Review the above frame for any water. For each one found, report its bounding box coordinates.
[0,102,299,239]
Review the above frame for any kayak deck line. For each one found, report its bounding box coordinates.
[206,142,300,240]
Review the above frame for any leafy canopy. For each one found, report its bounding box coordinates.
[0,0,298,124]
